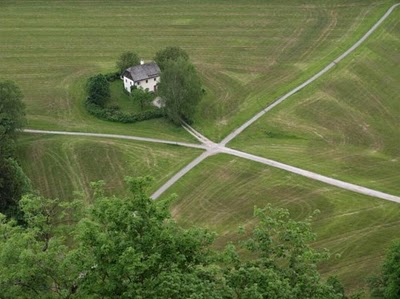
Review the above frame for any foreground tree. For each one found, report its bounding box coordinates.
[0,177,345,298]
[369,239,400,299]
[157,58,203,125]
[154,46,189,71]
[116,51,140,75]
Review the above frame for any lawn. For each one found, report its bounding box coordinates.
[230,7,400,196]
[16,134,202,200]
[0,0,395,141]
[160,154,400,293]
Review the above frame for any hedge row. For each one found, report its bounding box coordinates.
[85,101,164,123]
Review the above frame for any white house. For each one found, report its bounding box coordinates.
[122,61,161,93]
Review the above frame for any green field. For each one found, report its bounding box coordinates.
[3,0,400,295]
[0,0,395,141]
[161,154,400,292]
[16,134,201,200]
[230,7,400,196]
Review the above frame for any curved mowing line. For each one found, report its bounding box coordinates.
[151,3,400,201]
[219,3,400,146]
[22,129,207,150]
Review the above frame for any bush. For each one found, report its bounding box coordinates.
[85,102,164,123]
[104,72,120,82]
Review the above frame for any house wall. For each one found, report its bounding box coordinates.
[123,77,134,92]
[123,76,160,93]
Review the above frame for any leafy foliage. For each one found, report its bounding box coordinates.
[85,102,163,123]
[86,74,110,107]
[0,158,31,220]
[0,177,346,298]
[154,46,189,71]
[158,58,203,125]
[131,88,153,111]
[116,51,140,75]
[0,81,26,139]
[369,239,400,299]
[0,81,30,219]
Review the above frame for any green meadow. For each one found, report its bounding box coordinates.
[1,0,399,295]
[0,0,394,141]
[16,134,201,200]
[162,154,400,292]
[230,7,400,196]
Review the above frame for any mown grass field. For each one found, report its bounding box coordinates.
[230,7,400,196]
[3,0,400,295]
[16,134,201,200]
[0,0,395,141]
[161,154,400,292]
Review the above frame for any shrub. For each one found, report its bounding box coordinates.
[85,102,164,123]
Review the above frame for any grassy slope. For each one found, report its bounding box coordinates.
[161,154,400,292]
[16,134,202,200]
[230,8,400,196]
[0,0,394,141]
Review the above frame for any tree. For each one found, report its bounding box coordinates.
[131,87,153,111]
[369,239,400,299]
[0,81,29,219]
[157,58,203,125]
[0,81,26,139]
[86,74,110,107]
[116,51,140,75]
[0,177,346,298]
[154,46,189,71]
[0,158,31,219]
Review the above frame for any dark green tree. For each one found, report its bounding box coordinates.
[131,87,153,111]
[0,81,26,140]
[157,58,203,125]
[0,81,29,219]
[369,239,400,299]
[154,46,189,71]
[116,51,140,75]
[86,74,110,107]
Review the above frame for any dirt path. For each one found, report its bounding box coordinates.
[23,129,207,150]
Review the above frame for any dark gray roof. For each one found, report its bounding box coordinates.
[123,62,160,82]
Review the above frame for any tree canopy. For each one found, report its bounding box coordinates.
[154,46,189,71]
[131,87,153,111]
[369,239,400,299]
[116,51,140,75]
[0,177,345,298]
[86,74,110,107]
[157,58,203,125]
[0,80,30,219]
[0,81,26,141]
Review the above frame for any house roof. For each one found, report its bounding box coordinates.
[123,62,161,82]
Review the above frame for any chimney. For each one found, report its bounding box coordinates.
[140,60,144,65]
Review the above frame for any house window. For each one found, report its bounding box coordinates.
[154,78,156,81]
[146,79,148,83]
